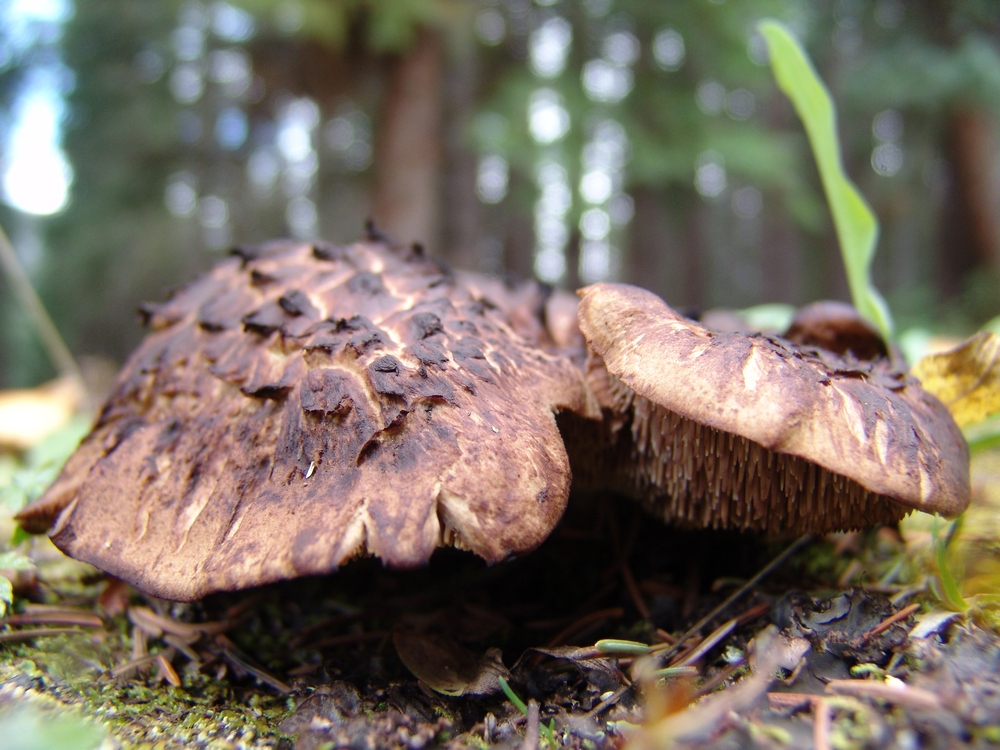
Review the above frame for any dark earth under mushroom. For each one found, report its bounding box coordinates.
[16,240,971,601]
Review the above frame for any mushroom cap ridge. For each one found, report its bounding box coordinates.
[18,240,599,601]
[577,282,970,518]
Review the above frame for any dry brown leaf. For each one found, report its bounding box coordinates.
[393,628,509,696]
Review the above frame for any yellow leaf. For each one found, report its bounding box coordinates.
[911,332,1000,428]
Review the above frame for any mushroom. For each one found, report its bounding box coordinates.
[18,239,598,601]
[576,282,970,535]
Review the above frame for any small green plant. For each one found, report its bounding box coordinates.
[757,20,1000,626]
[497,676,558,747]
[0,550,34,616]
[930,515,970,613]
[758,20,893,342]
[0,416,89,615]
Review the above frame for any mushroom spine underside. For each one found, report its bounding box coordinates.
[604,374,908,535]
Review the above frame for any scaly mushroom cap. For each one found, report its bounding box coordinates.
[577,283,970,535]
[18,240,597,601]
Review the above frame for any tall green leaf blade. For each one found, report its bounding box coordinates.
[758,20,893,342]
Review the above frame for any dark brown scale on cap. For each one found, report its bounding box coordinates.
[278,290,318,318]
[452,337,496,385]
[346,271,386,296]
[311,241,350,263]
[303,316,385,354]
[410,340,450,370]
[367,355,406,398]
[577,283,970,536]
[18,240,599,601]
[230,239,300,266]
[364,217,391,244]
[242,301,291,335]
[198,283,260,332]
[410,312,445,340]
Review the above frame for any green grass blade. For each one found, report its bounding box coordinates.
[498,676,528,715]
[758,20,893,342]
[932,516,969,612]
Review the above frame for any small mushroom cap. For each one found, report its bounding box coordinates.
[19,240,597,601]
[577,283,969,531]
[784,300,889,361]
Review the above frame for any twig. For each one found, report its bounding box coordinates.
[542,607,624,649]
[0,611,103,628]
[825,679,941,710]
[620,560,651,620]
[128,606,231,639]
[131,624,147,661]
[156,652,182,687]
[671,617,738,668]
[0,627,88,642]
[695,658,744,697]
[584,685,631,720]
[214,634,291,693]
[658,534,813,662]
[653,628,677,645]
[307,630,389,650]
[287,611,366,648]
[767,692,820,709]
[0,222,89,407]
[163,633,202,663]
[520,700,540,750]
[23,604,94,614]
[856,602,920,642]
[813,698,831,750]
[111,653,159,678]
[735,601,773,627]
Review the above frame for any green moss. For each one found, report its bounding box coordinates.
[0,627,295,749]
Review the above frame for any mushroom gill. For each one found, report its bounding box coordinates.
[577,283,970,536]
[592,364,910,534]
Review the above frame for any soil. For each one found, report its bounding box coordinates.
[2,495,998,749]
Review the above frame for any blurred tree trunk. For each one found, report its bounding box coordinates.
[627,187,701,308]
[440,38,482,269]
[372,28,444,249]
[939,108,1000,296]
[627,186,671,299]
[924,0,1000,297]
[759,192,803,305]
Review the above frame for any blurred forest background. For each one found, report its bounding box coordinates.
[1,0,999,389]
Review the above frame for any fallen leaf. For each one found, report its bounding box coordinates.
[393,628,509,696]
[0,377,84,450]
[911,332,1000,428]
[520,645,630,695]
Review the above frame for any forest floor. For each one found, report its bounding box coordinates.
[3,456,1000,750]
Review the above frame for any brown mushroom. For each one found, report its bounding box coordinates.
[18,239,598,601]
[576,282,970,535]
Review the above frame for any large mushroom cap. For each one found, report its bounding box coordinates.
[577,283,970,535]
[18,240,597,601]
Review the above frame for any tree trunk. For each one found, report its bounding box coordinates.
[439,37,482,270]
[940,108,1000,296]
[372,29,445,250]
